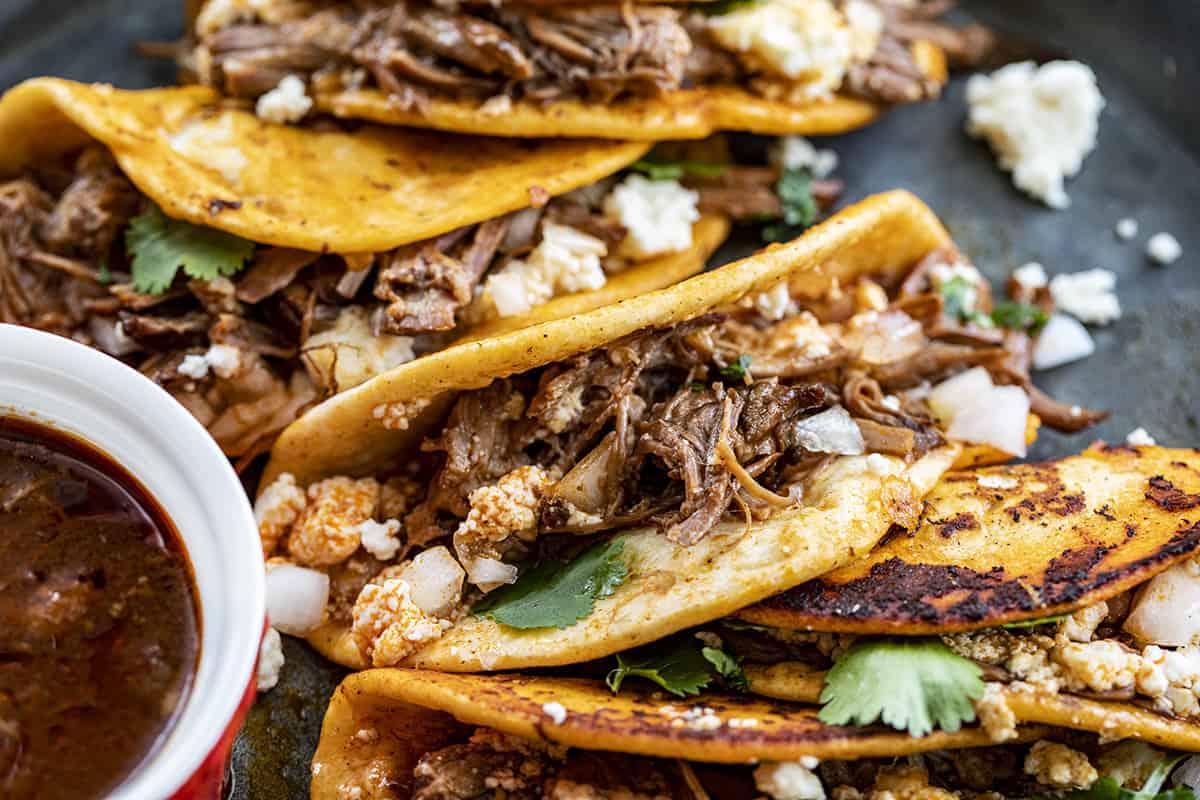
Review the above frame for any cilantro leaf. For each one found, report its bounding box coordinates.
[818,638,984,737]
[1047,754,1194,800]
[698,0,764,16]
[125,205,255,294]
[606,635,748,697]
[97,260,113,285]
[939,275,978,320]
[631,155,727,182]
[991,300,1050,332]
[719,354,752,382]
[607,638,715,697]
[777,167,818,228]
[702,646,749,692]
[1001,614,1068,630]
[473,538,628,630]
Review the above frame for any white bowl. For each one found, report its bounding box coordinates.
[0,324,264,799]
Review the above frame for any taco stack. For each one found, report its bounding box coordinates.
[0,78,735,458]
[251,191,1105,680]
[181,0,981,139]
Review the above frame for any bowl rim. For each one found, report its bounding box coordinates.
[0,323,264,798]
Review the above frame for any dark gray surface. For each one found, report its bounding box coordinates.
[1,2,1197,798]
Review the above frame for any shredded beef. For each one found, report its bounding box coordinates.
[683,166,843,222]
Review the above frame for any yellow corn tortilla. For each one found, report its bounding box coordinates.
[262,190,961,670]
[316,41,946,140]
[740,444,1200,634]
[0,77,650,253]
[746,661,1200,752]
[311,669,1042,799]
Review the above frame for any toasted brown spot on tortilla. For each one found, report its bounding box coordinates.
[1146,475,1200,512]
[934,512,978,538]
[740,446,1200,634]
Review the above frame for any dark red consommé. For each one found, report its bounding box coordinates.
[0,416,201,799]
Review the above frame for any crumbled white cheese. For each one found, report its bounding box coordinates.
[455,466,556,590]
[755,281,794,321]
[1147,232,1182,265]
[485,223,609,317]
[178,353,210,380]
[205,343,243,379]
[754,760,827,800]
[978,474,1019,490]
[1126,427,1157,446]
[866,453,897,476]
[541,702,568,725]
[255,472,307,556]
[304,306,415,392]
[708,0,860,99]
[1049,268,1121,325]
[1024,741,1098,789]
[880,394,901,412]
[351,578,449,667]
[1115,218,1139,241]
[773,136,839,179]
[1013,261,1048,291]
[1031,313,1096,370]
[930,260,984,314]
[265,561,329,636]
[256,74,313,124]
[479,95,513,116]
[256,627,285,692]
[358,519,403,561]
[966,60,1105,209]
[603,175,699,260]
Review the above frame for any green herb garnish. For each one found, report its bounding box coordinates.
[631,155,727,182]
[473,538,628,630]
[689,380,708,392]
[1046,754,1194,800]
[991,300,1050,332]
[125,205,255,294]
[606,635,747,697]
[818,638,984,737]
[1001,614,1069,630]
[718,354,752,382]
[761,167,819,243]
[97,260,113,285]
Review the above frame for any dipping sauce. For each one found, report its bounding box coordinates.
[0,416,200,799]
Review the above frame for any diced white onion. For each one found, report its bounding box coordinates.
[1123,563,1200,647]
[398,546,466,617]
[791,406,865,455]
[846,309,926,365]
[265,562,330,636]
[1032,314,1096,370]
[466,557,519,593]
[945,384,1031,458]
[927,366,994,425]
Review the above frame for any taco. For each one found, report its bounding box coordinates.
[182,0,981,139]
[0,77,731,459]
[309,667,1200,799]
[253,190,1098,673]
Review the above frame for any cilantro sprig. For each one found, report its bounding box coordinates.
[818,638,984,737]
[763,167,819,243]
[606,634,748,697]
[473,538,628,630]
[125,205,255,294]
[631,155,727,182]
[991,300,1050,332]
[718,354,752,382]
[1047,754,1194,800]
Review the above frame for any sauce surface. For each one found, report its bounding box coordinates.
[0,416,200,799]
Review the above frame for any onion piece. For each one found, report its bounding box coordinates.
[265,562,330,636]
[552,434,618,514]
[1123,562,1200,646]
[843,309,927,364]
[927,366,993,425]
[945,384,1031,457]
[398,546,466,617]
[1032,314,1095,370]
[791,406,866,455]
[466,557,518,593]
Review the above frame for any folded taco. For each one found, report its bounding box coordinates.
[0,77,730,458]
[183,0,977,139]
[309,666,1200,799]
[254,190,1098,673]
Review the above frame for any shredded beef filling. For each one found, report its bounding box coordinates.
[195,0,973,109]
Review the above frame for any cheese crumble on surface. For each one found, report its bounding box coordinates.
[1012,261,1048,291]
[287,477,379,567]
[1126,427,1157,446]
[256,627,285,692]
[1147,231,1183,265]
[1024,741,1098,789]
[966,60,1105,209]
[256,74,313,124]
[351,578,450,667]
[603,175,699,260]
[755,760,826,800]
[774,136,839,178]
[358,519,403,561]
[254,472,307,556]
[485,223,609,318]
[1048,268,1121,325]
[541,701,568,725]
[1115,218,1139,241]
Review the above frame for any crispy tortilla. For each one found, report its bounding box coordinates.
[316,41,946,140]
[262,190,961,670]
[740,444,1200,634]
[745,661,1200,751]
[0,77,650,253]
[311,669,1038,798]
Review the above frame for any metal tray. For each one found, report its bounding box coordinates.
[2,1,1197,796]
